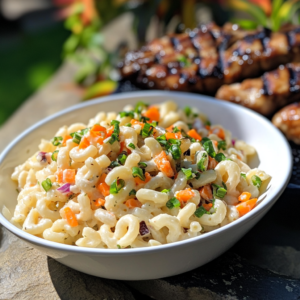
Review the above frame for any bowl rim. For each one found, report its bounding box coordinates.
[0,90,292,255]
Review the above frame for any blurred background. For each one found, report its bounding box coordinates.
[0,0,299,127]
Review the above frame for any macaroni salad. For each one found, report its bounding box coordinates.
[10,101,270,248]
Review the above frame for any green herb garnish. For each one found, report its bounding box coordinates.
[110,178,125,194]
[166,197,181,209]
[129,189,136,196]
[215,153,227,162]
[184,106,192,117]
[120,111,134,118]
[42,178,52,192]
[128,143,135,149]
[194,206,210,218]
[251,175,262,188]
[181,168,193,180]
[132,167,145,181]
[169,144,182,160]
[173,126,180,133]
[141,123,154,138]
[241,173,246,179]
[138,162,147,169]
[135,101,149,114]
[197,152,208,172]
[51,150,59,162]
[212,183,227,198]
[51,136,63,146]
[203,139,216,158]
[161,189,170,193]
[218,140,226,150]
[118,153,127,165]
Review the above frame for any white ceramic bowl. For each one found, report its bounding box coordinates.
[0,91,292,280]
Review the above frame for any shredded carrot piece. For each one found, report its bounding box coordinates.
[236,198,257,216]
[166,132,176,140]
[143,106,160,122]
[208,156,218,170]
[202,202,213,211]
[199,185,213,201]
[166,125,182,133]
[134,172,151,185]
[188,129,202,141]
[97,173,110,196]
[205,125,211,130]
[56,169,63,183]
[63,169,76,184]
[64,207,78,227]
[238,192,252,202]
[125,199,142,208]
[95,136,104,145]
[95,198,106,207]
[210,128,225,140]
[176,188,195,202]
[62,135,72,145]
[91,124,106,133]
[131,119,145,128]
[154,151,174,178]
[106,126,114,137]
[79,136,90,149]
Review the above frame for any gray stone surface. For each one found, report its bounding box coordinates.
[0,226,135,300]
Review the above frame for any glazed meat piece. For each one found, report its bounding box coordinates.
[272,103,300,144]
[119,24,300,94]
[216,63,300,115]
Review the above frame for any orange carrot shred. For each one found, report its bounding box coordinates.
[56,169,63,183]
[91,124,106,133]
[79,136,90,149]
[199,185,213,201]
[106,126,114,137]
[208,156,218,170]
[188,129,202,141]
[154,151,174,178]
[236,198,257,216]
[62,135,72,145]
[95,198,106,207]
[203,202,213,211]
[238,192,251,202]
[176,188,195,202]
[166,132,176,140]
[134,172,151,185]
[143,106,160,122]
[63,169,76,184]
[125,199,142,208]
[210,128,225,140]
[131,119,145,128]
[97,173,110,196]
[64,207,78,227]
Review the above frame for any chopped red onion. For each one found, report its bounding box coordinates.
[232,139,236,146]
[36,152,47,163]
[57,183,71,193]
[139,221,150,236]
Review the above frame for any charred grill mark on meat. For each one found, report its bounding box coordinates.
[216,63,300,115]
[119,24,300,94]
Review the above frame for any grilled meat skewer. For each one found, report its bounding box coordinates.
[216,63,300,115]
[119,24,300,94]
[272,103,300,144]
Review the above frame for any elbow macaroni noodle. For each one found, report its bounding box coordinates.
[10,101,270,249]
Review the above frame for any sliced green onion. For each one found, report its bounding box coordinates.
[201,137,210,144]
[110,178,125,194]
[118,153,127,165]
[140,116,150,123]
[168,138,181,146]
[173,126,180,133]
[129,189,136,196]
[215,153,227,162]
[117,244,121,249]
[110,161,120,168]
[70,132,82,144]
[150,121,158,127]
[156,134,168,146]
[141,123,154,138]
[51,136,63,146]
[184,106,192,117]
[42,178,52,192]
[120,111,134,118]
[138,162,147,169]
[251,175,262,188]
[166,197,181,209]
[203,140,216,158]
[241,173,246,179]
[212,183,227,199]
[169,144,182,160]
[194,206,209,218]
[106,120,121,145]
[132,167,145,181]
[125,123,132,127]
[135,101,149,114]
[51,150,59,162]
[218,140,226,150]
[161,189,170,193]
[181,168,193,180]
[204,120,211,126]
[128,143,135,149]
[197,152,208,172]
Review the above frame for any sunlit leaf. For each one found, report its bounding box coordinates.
[278,0,300,23]
[231,18,258,29]
[83,80,117,100]
[63,34,80,55]
[250,0,272,16]
[228,0,267,27]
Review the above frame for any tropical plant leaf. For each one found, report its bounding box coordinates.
[83,80,117,100]
[231,18,258,29]
[271,0,284,31]
[227,0,267,27]
[278,0,300,23]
